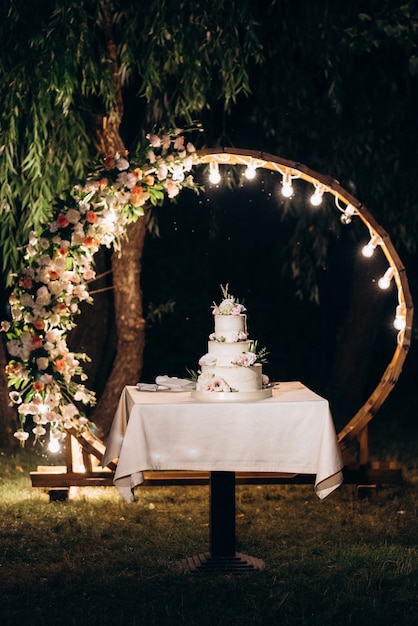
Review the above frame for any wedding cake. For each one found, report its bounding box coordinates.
[192,285,272,401]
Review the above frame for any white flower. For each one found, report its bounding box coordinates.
[32,425,46,436]
[14,430,29,442]
[60,403,79,419]
[9,391,22,404]
[74,387,95,404]
[198,353,217,367]
[36,285,51,306]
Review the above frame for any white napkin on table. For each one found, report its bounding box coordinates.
[155,375,195,390]
[136,383,159,391]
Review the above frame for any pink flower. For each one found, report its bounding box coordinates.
[165,180,180,198]
[14,430,29,442]
[207,377,231,392]
[232,352,257,367]
[173,136,185,150]
[147,134,161,148]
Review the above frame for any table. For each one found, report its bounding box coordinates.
[103,381,343,572]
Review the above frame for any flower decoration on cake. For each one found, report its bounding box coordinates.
[200,375,231,393]
[231,351,257,367]
[212,284,246,316]
[193,284,272,398]
[198,353,217,367]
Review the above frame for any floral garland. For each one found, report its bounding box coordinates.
[1,129,198,444]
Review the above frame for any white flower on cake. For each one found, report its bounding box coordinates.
[232,351,257,367]
[212,284,246,316]
[209,331,247,343]
[198,353,217,367]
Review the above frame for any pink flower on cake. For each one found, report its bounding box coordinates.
[232,352,257,367]
[206,376,231,392]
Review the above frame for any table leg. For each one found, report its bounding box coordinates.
[210,471,235,557]
[178,471,265,574]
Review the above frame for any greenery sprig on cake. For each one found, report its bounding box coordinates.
[212,284,246,316]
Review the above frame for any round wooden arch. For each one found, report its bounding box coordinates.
[194,147,414,451]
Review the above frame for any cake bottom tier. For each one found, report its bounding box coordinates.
[197,363,262,393]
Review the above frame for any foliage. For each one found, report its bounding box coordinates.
[1,128,199,444]
[0,0,263,281]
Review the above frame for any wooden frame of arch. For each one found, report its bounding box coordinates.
[30,145,414,496]
[195,147,414,460]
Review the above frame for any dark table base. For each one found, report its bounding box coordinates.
[178,551,265,574]
[178,471,265,574]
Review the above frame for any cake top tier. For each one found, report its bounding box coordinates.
[212,284,246,316]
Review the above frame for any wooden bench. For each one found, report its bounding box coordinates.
[30,427,402,500]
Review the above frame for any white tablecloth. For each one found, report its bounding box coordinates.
[103,381,344,502]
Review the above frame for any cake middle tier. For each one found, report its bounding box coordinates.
[207,340,253,366]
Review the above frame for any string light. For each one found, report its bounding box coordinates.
[281,171,294,198]
[244,159,257,180]
[208,161,221,184]
[394,302,407,331]
[378,267,395,290]
[310,184,325,206]
[48,433,61,453]
[362,234,381,258]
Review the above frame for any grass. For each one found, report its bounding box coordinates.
[1,388,418,626]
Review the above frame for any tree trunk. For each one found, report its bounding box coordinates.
[91,216,147,438]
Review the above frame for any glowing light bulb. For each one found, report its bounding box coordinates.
[244,164,256,180]
[393,303,406,331]
[362,234,380,258]
[378,267,395,290]
[282,182,293,197]
[281,172,293,197]
[310,186,324,206]
[48,435,61,453]
[209,162,221,184]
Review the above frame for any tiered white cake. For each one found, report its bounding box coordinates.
[192,286,272,401]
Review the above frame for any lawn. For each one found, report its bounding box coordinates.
[1,383,418,625]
